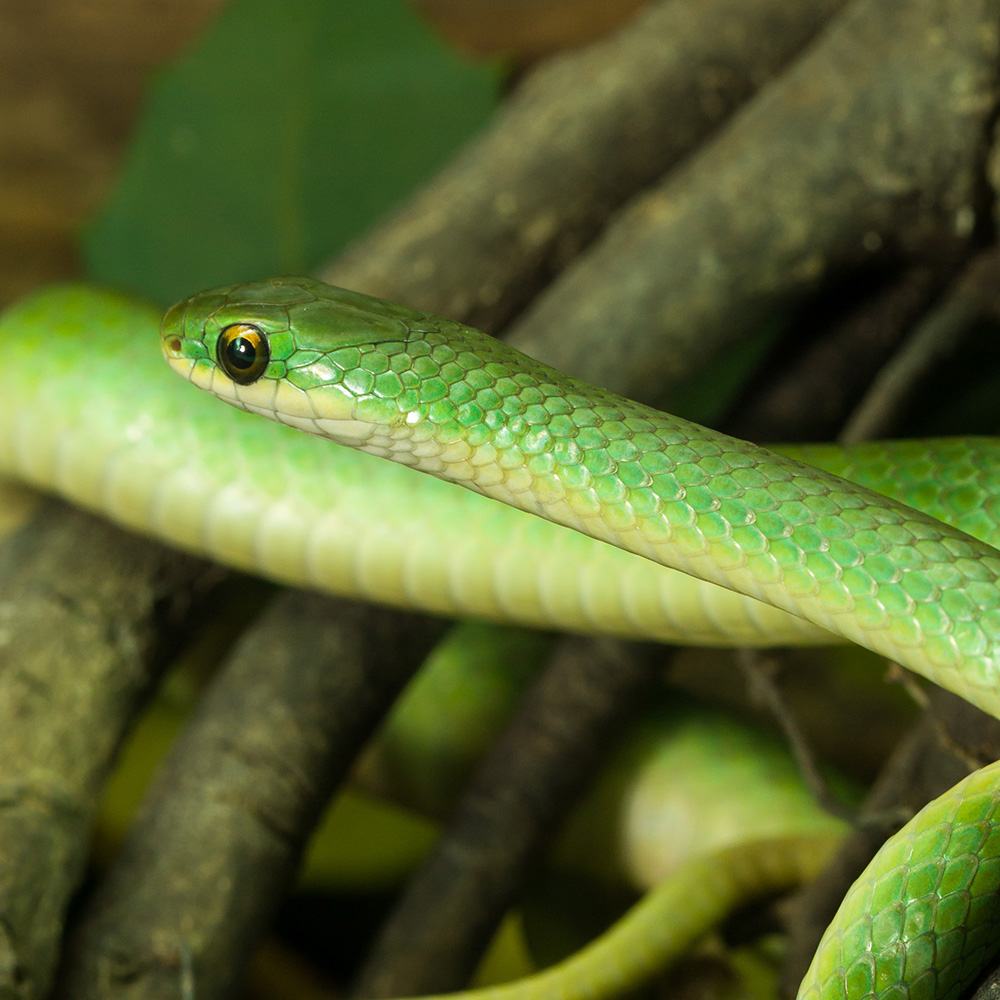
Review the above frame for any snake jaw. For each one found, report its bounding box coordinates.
[160,345,203,393]
[167,350,212,393]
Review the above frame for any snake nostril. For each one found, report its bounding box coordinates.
[165,337,183,356]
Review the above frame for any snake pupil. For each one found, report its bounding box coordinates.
[217,323,269,385]
[228,338,256,370]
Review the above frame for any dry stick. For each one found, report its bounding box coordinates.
[58,591,445,1000]
[734,650,856,824]
[974,967,1000,1000]
[0,500,221,1000]
[506,0,1000,405]
[841,248,1000,443]
[839,298,975,443]
[323,0,848,333]
[351,638,662,999]
[725,261,963,443]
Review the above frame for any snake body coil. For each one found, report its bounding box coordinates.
[163,278,1000,717]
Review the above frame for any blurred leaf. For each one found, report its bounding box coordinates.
[82,0,498,305]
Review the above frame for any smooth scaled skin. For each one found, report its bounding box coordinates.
[162,277,1000,719]
[801,761,1000,1000]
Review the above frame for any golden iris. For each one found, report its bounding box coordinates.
[216,324,269,385]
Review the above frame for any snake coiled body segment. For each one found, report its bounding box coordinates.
[802,760,1000,1000]
[163,277,1000,720]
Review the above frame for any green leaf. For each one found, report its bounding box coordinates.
[82,0,498,306]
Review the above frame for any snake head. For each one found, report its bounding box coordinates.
[160,276,449,446]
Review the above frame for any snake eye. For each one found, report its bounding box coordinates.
[217,323,270,385]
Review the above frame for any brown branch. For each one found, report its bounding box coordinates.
[57,592,444,1000]
[724,261,962,443]
[0,500,220,1000]
[351,639,662,998]
[506,0,1000,404]
[323,0,848,333]
[841,249,1000,442]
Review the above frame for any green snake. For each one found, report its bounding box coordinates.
[4,278,1000,999]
